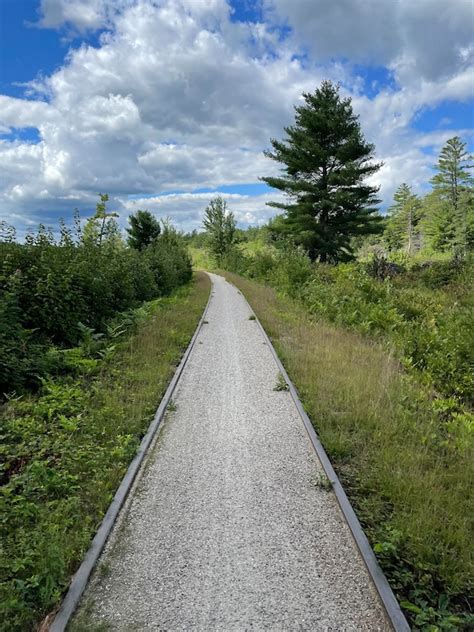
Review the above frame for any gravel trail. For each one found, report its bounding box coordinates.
[75,273,391,631]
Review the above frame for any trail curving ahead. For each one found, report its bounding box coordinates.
[74,273,392,631]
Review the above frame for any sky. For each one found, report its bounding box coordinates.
[0,0,473,236]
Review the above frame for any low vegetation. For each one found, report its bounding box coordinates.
[219,244,473,409]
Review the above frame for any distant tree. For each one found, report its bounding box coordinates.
[385,183,422,254]
[82,194,120,247]
[261,81,383,262]
[127,210,161,251]
[0,221,16,243]
[427,136,473,253]
[202,196,236,262]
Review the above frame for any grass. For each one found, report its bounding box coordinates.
[220,270,473,630]
[273,372,289,392]
[312,472,333,492]
[0,272,211,632]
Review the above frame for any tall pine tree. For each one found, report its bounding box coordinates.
[385,183,422,254]
[261,81,382,262]
[427,136,473,253]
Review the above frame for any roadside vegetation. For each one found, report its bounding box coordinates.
[213,260,473,630]
[0,197,210,630]
[193,82,473,629]
[1,197,192,396]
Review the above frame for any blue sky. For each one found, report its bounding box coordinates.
[0,0,473,234]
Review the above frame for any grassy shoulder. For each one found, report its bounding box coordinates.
[0,272,210,632]
[220,270,473,631]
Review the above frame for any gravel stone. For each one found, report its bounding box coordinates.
[75,273,391,631]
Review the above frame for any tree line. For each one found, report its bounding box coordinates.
[385,137,473,256]
[201,81,473,263]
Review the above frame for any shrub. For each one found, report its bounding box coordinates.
[0,211,192,397]
[222,242,474,408]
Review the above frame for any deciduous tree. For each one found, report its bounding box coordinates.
[202,196,236,262]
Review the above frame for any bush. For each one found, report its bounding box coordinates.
[0,214,192,397]
[220,246,249,275]
[222,242,474,408]
[146,226,192,294]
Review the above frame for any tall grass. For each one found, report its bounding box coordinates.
[221,271,473,630]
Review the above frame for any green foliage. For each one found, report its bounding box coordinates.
[224,240,473,409]
[0,273,210,631]
[202,196,236,263]
[82,194,120,248]
[373,529,473,631]
[0,196,192,397]
[261,80,383,262]
[126,210,161,251]
[350,136,474,262]
[273,372,289,391]
[385,183,422,254]
[220,246,249,275]
[429,136,473,254]
[420,190,455,253]
[145,221,192,294]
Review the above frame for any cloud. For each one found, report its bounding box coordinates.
[0,95,54,129]
[1,0,473,234]
[264,0,474,84]
[36,0,135,32]
[120,190,285,231]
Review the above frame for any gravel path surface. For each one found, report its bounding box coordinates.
[74,273,391,631]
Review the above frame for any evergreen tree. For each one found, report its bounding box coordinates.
[261,81,383,262]
[419,190,453,252]
[427,136,473,253]
[127,209,161,251]
[385,183,422,254]
[202,196,236,262]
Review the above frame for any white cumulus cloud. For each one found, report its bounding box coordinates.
[0,0,472,234]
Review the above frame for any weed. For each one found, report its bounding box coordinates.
[273,373,289,391]
[248,314,256,321]
[313,472,333,491]
[167,399,177,412]
[96,560,111,580]
[68,596,111,632]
